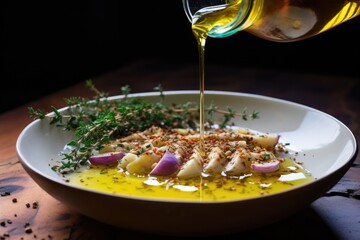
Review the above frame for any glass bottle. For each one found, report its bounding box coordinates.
[183,0,360,42]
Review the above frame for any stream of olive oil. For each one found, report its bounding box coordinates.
[192,1,243,154]
[191,2,242,196]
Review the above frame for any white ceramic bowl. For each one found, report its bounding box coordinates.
[16,91,358,236]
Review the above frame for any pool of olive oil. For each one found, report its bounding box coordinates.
[69,158,313,201]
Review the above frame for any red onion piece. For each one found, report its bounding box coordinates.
[89,152,125,165]
[251,160,280,173]
[150,151,180,176]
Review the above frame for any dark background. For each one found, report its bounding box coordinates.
[4,1,360,113]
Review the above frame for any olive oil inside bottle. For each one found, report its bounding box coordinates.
[188,0,360,41]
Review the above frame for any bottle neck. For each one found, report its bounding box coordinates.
[183,0,262,38]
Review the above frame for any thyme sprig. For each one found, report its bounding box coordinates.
[28,80,259,173]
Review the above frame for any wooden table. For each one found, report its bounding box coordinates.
[1,60,359,240]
